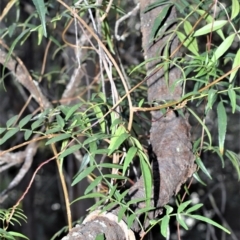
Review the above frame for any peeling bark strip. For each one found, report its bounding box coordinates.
[62,2,196,239]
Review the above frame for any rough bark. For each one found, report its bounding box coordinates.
[62,1,196,239]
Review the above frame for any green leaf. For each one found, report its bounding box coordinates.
[193,172,206,186]
[59,144,82,159]
[45,127,61,134]
[127,213,136,229]
[84,176,102,195]
[71,193,105,204]
[8,231,29,240]
[185,203,203,214]
[229,48,240,82]
[0,228,15,239]
[31,118,44,130]
[123,146,138,175]
[231,0,240,19]
[144,0,170,12]
[108,125,129,155]
[164,205,173,215]
[24,130,33,140]
[178,200,192,213]
[32,0,47,37]
[161,215,170,237]
[206,89,217,111]
[195,9,225,40]
[118,206,128,222]
[188,214,231,234]
[0,128,6,134]
[65,103,82,120]
[194,20,227,37]
[56,115,65,129]
[228,88,237,113]
[150,4,172,42]
[45,133,71,145]
[196,157,212,179]
[95,233,105,240]
[0,128,19,145]
[6,115,19,128]
[98,163,123,169]
[71,165,95,186]
[187,108,212,146]
[225,150,240,180]
[217,101,227,155]
[93,105,105,133]
[176,213,188,230]
[139,152,152,208]
[211,34,235,62]
[19,114,32,129]
[177,31,199,56]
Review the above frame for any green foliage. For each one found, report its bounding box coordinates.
[0,208,29,240]
[0,0,239,239]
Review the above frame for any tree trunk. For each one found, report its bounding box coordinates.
[62,1,196,239]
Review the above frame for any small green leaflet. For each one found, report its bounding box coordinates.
[45,133,71,145]
[177,200,192,213]
[32,0,47,37]
[194,20,227,37]
[6,115,18,128]
[231,0,240,20]
[211,34,235,63]
[108,125,129,155]
[196,157,212,179]
[161,215,170,238]
[19,114,32,129]
[71,165,95,186]
[0,128,18,145]
[59,144,82,159]
[187,214,231,234]
[123,146,138,175]
[229,48,240,82]
[217,101,227,155]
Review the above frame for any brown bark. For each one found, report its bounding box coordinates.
[62,1,196,239]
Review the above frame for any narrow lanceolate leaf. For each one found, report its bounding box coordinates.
[228,88,236,113]
[45,133,71,145]
[32,0,47,37]
[24,129,33,141]
[0,128,6,134]
[177,200,192,213]
[176,31,199,56]
[123,146,138,175]
[185,203,203,214]
[6,115,19,128]
[211,34,235,62]
[229,48,240,82]
[84,176,102,195]
[59,144,82,159]
[231,0,240,20]
[150,4,172,42]
[0,128,19,145]
[93,105,105,133]
[139,153,152,208]
[176,214,188,230]
[194,20,227,37]
[188,214,231,234]
[71,165,95,186]
[19,114,32,129]
[217,101,227,155]
[161,215,170,238]
[8,231,29,240]
[196,157,212,179]
[108,125,129,155]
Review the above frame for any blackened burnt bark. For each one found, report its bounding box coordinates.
[62,1,196,239]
